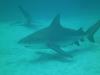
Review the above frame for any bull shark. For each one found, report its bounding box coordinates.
[18,14,100,56]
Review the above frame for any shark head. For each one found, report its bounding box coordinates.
[18,34,47,49]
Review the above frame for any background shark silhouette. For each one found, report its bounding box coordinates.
[10,5,41,29]
[18,14,100,56]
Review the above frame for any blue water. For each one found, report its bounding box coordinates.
[0,0,100,75]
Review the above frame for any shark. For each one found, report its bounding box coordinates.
[18,14,100,56]
[11,5,40,29]
[18,5,33,28]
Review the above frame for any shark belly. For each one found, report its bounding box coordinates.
[57,35,83,47]
[22,43,48,49]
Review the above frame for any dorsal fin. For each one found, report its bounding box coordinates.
[77,28,84,33]
[49,14,62,28]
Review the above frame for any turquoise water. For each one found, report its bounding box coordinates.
[0,0,100,75]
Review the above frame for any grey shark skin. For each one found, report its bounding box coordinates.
[18,15,100,56]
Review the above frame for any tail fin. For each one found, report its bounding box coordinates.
[86,20,100,42]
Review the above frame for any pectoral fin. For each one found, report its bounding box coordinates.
[46,43,72,57]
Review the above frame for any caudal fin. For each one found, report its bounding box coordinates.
[86,20,100,42]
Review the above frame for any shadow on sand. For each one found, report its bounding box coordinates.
[29,46,95,64]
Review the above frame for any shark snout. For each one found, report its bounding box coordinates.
[18,39,25,44]
[18,37,30,44]
[18,37,36,45]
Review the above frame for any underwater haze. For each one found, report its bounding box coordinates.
[0,0,100,75]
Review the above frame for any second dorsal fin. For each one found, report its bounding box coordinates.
[77,28,84,33]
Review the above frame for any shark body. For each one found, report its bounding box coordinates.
[18,15,100,56]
